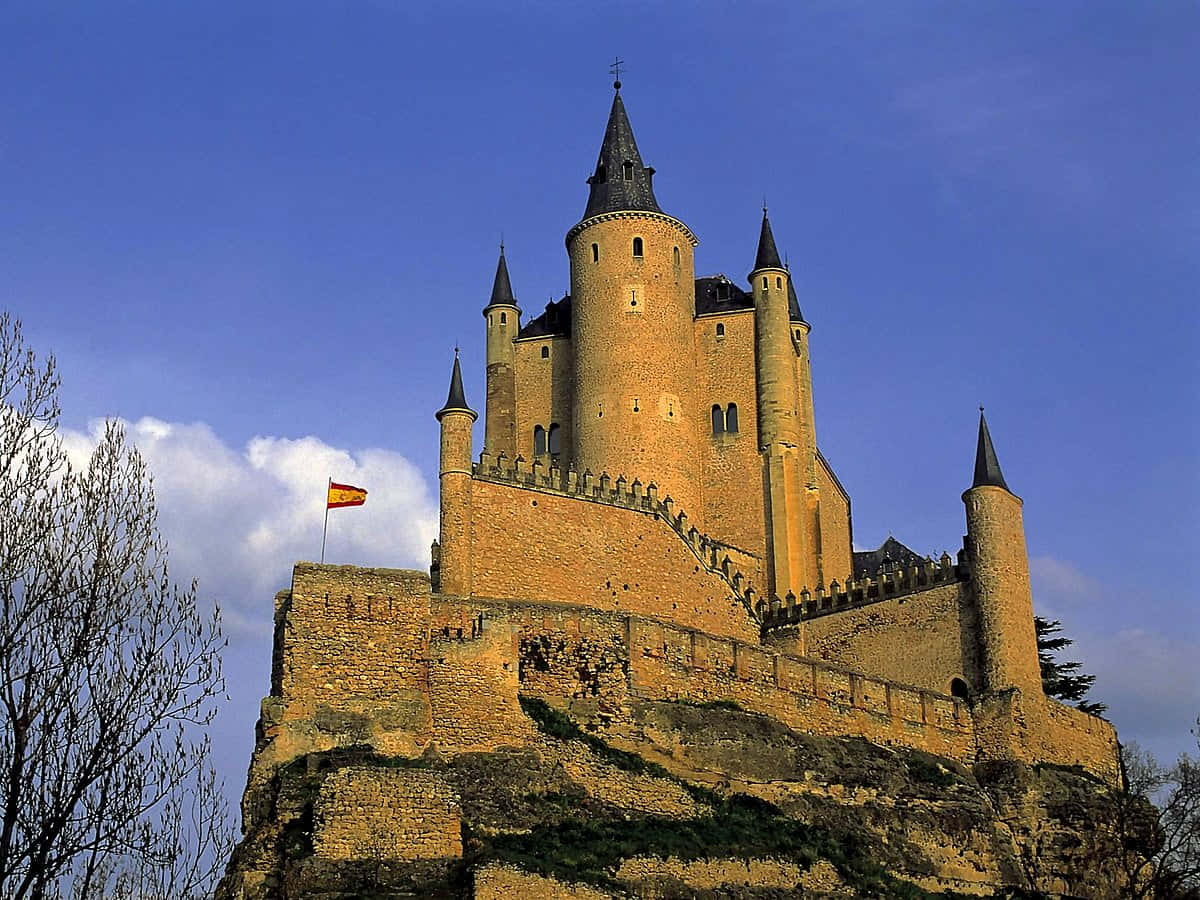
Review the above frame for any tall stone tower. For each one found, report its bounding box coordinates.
[435,353,476,597]
[482,246,519,458]
[565,82,703,519]
[963,412,1043,697]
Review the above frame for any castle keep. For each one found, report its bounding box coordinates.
[221,84,1123,898]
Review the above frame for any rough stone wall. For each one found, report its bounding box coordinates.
[797,581,983,697]
[626,616,974,762]
[1042,699,1121,783]
[815,452,853,584]
[276,564,432,724]
[514,334,574,465]
[467,476,759,642]
[615,856,815,893]
[474,864,612,900]
[313,767,461,861]
[695,310,766,559]
[427,613,538,752]
[568,212,703,519]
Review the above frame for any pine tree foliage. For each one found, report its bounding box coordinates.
[1035,615,1107,715]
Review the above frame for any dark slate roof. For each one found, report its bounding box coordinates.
[695,275,753,316]
[582,90,662,220]
[753,211,783,271]
[786,273,806,324]
[486,248,517,309]
[435,353,474,420]
[695,274,806,324]
[972,412,1010,491]
[852,536,926,578]
[518,295,571,339]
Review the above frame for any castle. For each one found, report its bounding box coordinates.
[221,83,1122,897]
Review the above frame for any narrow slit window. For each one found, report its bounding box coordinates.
[711,404,724,435]
[762,277,768,290]
[591,243,599,262]
[500,312,507,324]
[547,423,561,455]
[716,323,725,337]
[776,276,782,289]
[622,160,634,180]
[632,237,643,258]
[673,246,680,266]
[541,346,549,359]
[725,403,739,433]
[533,425,546,456]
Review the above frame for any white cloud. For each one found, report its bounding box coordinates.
[61,417,438,637]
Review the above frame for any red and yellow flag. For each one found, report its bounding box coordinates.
[327,482,367,509]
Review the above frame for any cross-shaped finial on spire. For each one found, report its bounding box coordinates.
[609,56,625,90]
[979,404,985,413]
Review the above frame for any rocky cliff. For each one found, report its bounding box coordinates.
[218,695,1135,899]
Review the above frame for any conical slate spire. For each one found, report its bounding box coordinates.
[582,88,662,220]
[486,245,516,309]
[972,411,1010,491]
[753,210,783,271]
[436,352,475,421]
[786,267,807,324]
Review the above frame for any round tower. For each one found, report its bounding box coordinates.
[962,412,1043,697]
[567,84,703,518]
[482,245,519,458]
[435,352,476,597]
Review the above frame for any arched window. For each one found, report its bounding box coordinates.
[762,276,768,290]
[711,404,724,435]
[622,160,634,181]
[541,346,549,359]
[950,678,970,701]
[776,276,782,289]
[725,403,739,433]
[500,312,507,324]
[795,329,802,340]
[673,246,680,266]
[533,425,546,456]
[547,423,561,455]
[632,237,643,258]
[591,243,599,263]
[716,323,725,337]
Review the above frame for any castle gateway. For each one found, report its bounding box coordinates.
[220,83,1122,898]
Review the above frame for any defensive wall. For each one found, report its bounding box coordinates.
[253,556,1118,796]
[459,450,765,643]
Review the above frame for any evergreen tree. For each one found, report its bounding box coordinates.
[1035,616,1107,715]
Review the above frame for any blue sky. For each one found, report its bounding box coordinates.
[3,2,1197,818]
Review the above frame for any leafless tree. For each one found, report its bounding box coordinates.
[0,313,232,899]
[1113,724,1200,899]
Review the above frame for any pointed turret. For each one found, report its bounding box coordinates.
[753,209,783,272]
[972,411,1009,491]
[485,246,517,311]
[582,87,662,219]
[436,352,476,422]
[786,270,807,325]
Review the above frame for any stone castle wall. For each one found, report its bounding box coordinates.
[467,474,761,643]
[695,309,766,559]
[514,333,573,464]
[797,580,983,697]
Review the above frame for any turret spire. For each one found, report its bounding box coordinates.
[753,208,783,271]
[582,88,661,219]
[972,409,1009,491]
[487,244,517,309]
[436,351,475,421]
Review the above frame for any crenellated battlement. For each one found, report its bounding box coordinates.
[472,450,765,621]
[760,551,970,632]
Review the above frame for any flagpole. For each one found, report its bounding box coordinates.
[320,477,331,564]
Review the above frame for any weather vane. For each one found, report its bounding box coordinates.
[609,57,625,90]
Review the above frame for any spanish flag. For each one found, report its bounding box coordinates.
[327,481,368,509]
